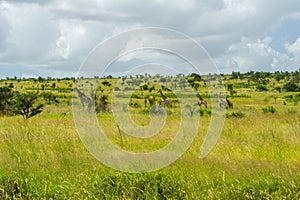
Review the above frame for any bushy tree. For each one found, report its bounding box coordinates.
[227,84,236,95]
[96,95,109,113]
[283,82,299,92]
[12,92,44,119]
[0,87,16,115]
[40,92,58,104]
[256,85,268,91]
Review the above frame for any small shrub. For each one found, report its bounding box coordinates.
[199,109,204,116]
[287,109,297,114]
[226,111,245,118]
[195,108,211,116]
[262,106,276,114]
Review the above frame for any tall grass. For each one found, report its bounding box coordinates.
[1,104,299,199]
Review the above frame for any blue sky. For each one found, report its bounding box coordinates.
[268,18,300,53]
[0,0,300,78]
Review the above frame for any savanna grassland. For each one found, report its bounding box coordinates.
[0,71,299,199]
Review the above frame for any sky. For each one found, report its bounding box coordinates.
[0,0,300,78]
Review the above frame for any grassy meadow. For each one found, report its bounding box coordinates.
[0,73,299,199]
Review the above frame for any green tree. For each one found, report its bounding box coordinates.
[0,87,15,115]
[227,84,236,95]
[12,92,44,119]
[51,83,56,88]
[256,85,268,91]
[8,82,14,88]
[96,95,109,113]
[283,82,299,92]
[102,80,111,87]
[40,92,58,104]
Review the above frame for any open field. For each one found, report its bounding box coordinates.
[0,73,300,199]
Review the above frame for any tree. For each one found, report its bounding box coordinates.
[283,82,299,92]
[51,83,56,88]
[38,76,45,83]
[0,87,15,115]
[8,82,14,88]
[190,73,202,82]
[96,95,109,113]
[256,85,268,91]
[102,80,111,87]
[231,71,239,79]
[40,92,58,104]
[12,92,44,119]
[227,84,236,95]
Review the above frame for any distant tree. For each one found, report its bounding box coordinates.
[12,92,44,119]
[283,82,299,92]
[227,84,236,95]
[102,80,111,87]
[274,86,281,92]
[189,73,202,82]
[51,83,56,88]
[96,95,109,113]
[40,92,58,104]
[274,73,285,82]
[8,82,14,89]
[256,85,268,91]
[140,84,149,91]
[231,71,239,79]
[38,76,45,83]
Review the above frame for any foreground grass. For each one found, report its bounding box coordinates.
[0,104,299,199]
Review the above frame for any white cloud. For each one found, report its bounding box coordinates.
[53,21,87,59]
[285,37,300,55]
[1,0,300,77]
[284,37,300,66]
[215,36,297,73]
[0,1,57,63]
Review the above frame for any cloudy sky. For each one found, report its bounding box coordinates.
[0,0,300,78]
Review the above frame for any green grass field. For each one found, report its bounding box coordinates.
[0,76,299,199]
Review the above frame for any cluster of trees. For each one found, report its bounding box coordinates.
[110,70,300,93]
[227,70,300,92]
[3,76,76,83]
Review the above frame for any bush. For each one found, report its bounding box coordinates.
[262,106,276,114]
[226,111,245,118]
[40,92,58,105]
[195,108,211,116]
[256,85,268,91]
[96,95,109,113]
[0,87,16,115]
[274,86,281,92]
[283,82,299,92]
